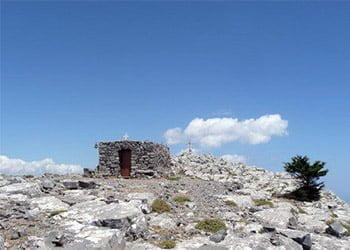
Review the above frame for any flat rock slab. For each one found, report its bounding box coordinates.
[254,208,292,228]
[149,213,177,231]
[66,226,125,250]
[0,182,41,197]
[217,194,253,209]
[30,196,69,213]
[326,222,348,238]
[127,192,155,206]
[60,199,143,224]
[61,190,97,205]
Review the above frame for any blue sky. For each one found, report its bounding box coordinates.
[1,2,349,201]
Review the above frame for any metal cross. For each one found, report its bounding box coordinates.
[187,139,192,153]
[123,133,129,140]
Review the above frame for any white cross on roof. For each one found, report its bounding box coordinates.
[123,133,129,140]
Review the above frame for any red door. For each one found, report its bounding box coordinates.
[119,149,131,177]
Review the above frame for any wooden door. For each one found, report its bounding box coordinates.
[119,149,131,177]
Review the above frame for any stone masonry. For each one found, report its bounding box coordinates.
[88,140,171,178]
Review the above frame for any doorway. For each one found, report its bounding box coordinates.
[119,149,131,177]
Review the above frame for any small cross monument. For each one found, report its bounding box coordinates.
[187,139,193,153]
[122,133,129,141]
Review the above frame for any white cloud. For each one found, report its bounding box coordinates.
[164,127,184,145]
[164,114,288,147]
[221,154,247,164]
[0,155,83,176]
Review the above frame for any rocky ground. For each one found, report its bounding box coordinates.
[0,152,349,250]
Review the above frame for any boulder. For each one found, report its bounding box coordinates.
[61,190,97,205]
[78,180,97,189]
[209,230,227,243]
[149,213,177,231]
[41,179,55,190]
[60,199,143,224]
[61,180,79,190]
[29,196,69,213]
[66,227,125,250]
[127,192,155,206]
[21,236,50,249]
[0,182,41,197]
[278,229,312,250]
[326,222,348,238]
[219,195,253,209]
[254,208,292,228]
[288,216,298,229]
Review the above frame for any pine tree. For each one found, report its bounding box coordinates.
[284,155,328,201]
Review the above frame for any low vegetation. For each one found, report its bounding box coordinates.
[151,199,171,213]
[173,195,191,204]
[254,199,273,208]
[224,200,237,207]
[290,207,307,214]
[195,219,226,233]
[325,219,336,225]
[159,239,176,249]
[49,209,67,217]
[341,222,350,237]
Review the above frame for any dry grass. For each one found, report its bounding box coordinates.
[195,219,226,233]
[152,199,171,213]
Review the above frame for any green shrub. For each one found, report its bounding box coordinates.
[254,199,273,208]
[195,219,226,233]
[173,195,190,204]
[159,239,176,249]
[224,200,237,207]
[152,199,171,213]
[49,209,67,217]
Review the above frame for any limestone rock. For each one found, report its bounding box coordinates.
[30,196,69,213]
[326,222,348,238]
[209,229,227,243]
[0,182,41,197]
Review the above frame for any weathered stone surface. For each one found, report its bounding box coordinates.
[254,208,292,228]
[127,192,155,206]
[60,199,143,224]
[149,213,177,231]
[30,196,69,213]
[65,227,125,250]
[278,229,312,249]
[218,194,253,209]
[41,179,55,190]
[61,190,97,205]
[326,222,348,238]
[209,229,227,243]
[61,179,79,190]
[288,216,298,229]
[0,182,41,197]
[78,180,97,189]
